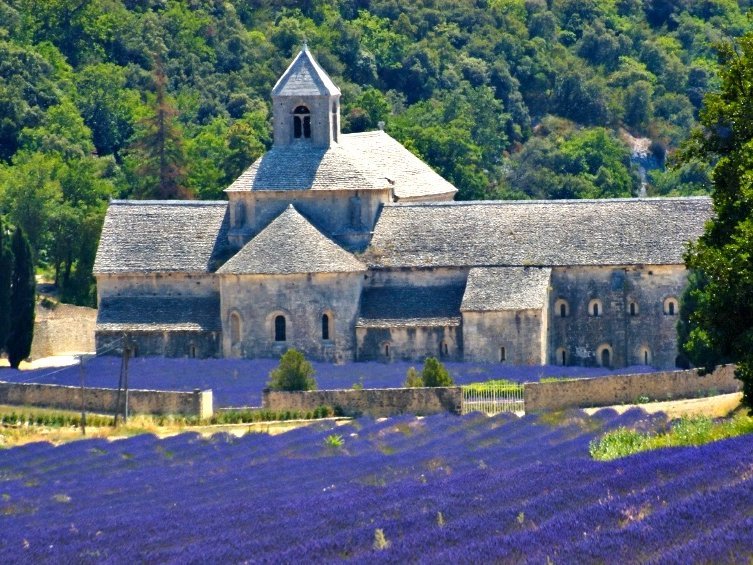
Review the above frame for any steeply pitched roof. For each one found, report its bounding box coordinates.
[218,205,366,275]
[367,197,713,268]
[357,285,465,328]
[225,130,457,199]
[272,46,340,97]
[93,201,229,275]
[97,296,221,332]
[461,267,552,312]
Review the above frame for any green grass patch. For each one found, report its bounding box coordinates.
[463,379,524,393]
[590,413,753,461]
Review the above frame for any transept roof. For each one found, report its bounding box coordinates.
[217,205,366,275]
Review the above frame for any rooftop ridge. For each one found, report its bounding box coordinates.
[109,199,228,206]
[385,196,712,208]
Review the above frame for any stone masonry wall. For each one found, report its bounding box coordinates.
[263,386,462,417]
[0,381,213,418]
[221,272,362,362]
[462,309,546,364]
[524,365,740,412]
[549,265,687,369]
[31,303,97,359]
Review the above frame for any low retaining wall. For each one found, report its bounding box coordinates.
[524,365,740,412]
[263,387,462,418]
[0,381,213,418]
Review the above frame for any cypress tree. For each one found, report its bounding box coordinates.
[7,228,35,369]
[0,218,11,354]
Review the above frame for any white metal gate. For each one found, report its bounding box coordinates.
[461,383,525,415]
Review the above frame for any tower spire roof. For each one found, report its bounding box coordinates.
[272,46,340,97]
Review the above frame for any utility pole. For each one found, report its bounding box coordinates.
[114,335,131,426]
[79,354,88,435]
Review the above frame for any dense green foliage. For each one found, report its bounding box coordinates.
[0,0,749,304]
[0,219,11,353]
[678,32,753,411]
[421,357,453,387]
[267,348,317,391]
[590,413,753,460]
[403,366,423,387]
[6,228,35,369]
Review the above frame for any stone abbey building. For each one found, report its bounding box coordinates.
[94,47,713,369]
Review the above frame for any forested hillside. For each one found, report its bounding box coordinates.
[0,0,750,305]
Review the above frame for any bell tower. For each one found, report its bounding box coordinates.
[271,44,341,148]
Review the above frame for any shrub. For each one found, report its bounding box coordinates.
[267,349,317,391]
[421,357,454,387]
[404,367,423,387]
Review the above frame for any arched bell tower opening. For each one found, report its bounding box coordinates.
[293,105,311,139]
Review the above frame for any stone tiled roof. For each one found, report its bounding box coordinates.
[367,197,713,268]
[357,285,465,328]
[218,205,366,275]
[461,267,552,312]
[94,201,229,274]
[96,296,221,332]
[272,46,340,97]
[224,131,457,200]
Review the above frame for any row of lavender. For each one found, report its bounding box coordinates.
[0,356,654,407]
[1,409,751,562]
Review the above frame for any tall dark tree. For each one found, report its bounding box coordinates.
[678,34,753,410]
[131,61,189,200]
[7,227,35,369]
[0,218,12,354]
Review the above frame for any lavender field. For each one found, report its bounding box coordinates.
[1,409,752,562]
[0,357,654,408]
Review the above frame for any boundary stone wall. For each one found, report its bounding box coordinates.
[0,381,213,418]
[31,303,97,359]
[524,365,740,412]
[263,387,462,417]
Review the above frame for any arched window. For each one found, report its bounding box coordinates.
[555,298,569,318]
[274,315,286,342]
[555,347,567,366]
[500,347,506,362]
[664,297,678,316]
[321,313,330,340]
[589,299,603,317]
[597,344,612,368]
[230,312,241,346]
[293,106,311,139]
[629,301,638,316]
[638,346,652,366]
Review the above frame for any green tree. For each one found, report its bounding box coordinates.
[7,227,35,369]
[128,62,189,200]
[678,34,753,410]
[0,217,11,354]
[267,348,317,391]
[404,366,423,387]
[421,357,454,387]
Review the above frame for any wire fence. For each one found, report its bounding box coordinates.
[461,382,525,415]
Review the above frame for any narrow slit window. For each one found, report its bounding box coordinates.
[500,347,506,362]
[561,350,566,365]
[274,315,286,342]
[322,314,330,340]
[384,343,390,357]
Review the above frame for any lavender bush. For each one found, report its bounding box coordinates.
[0,409,751,562]
[0,357,656,408]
